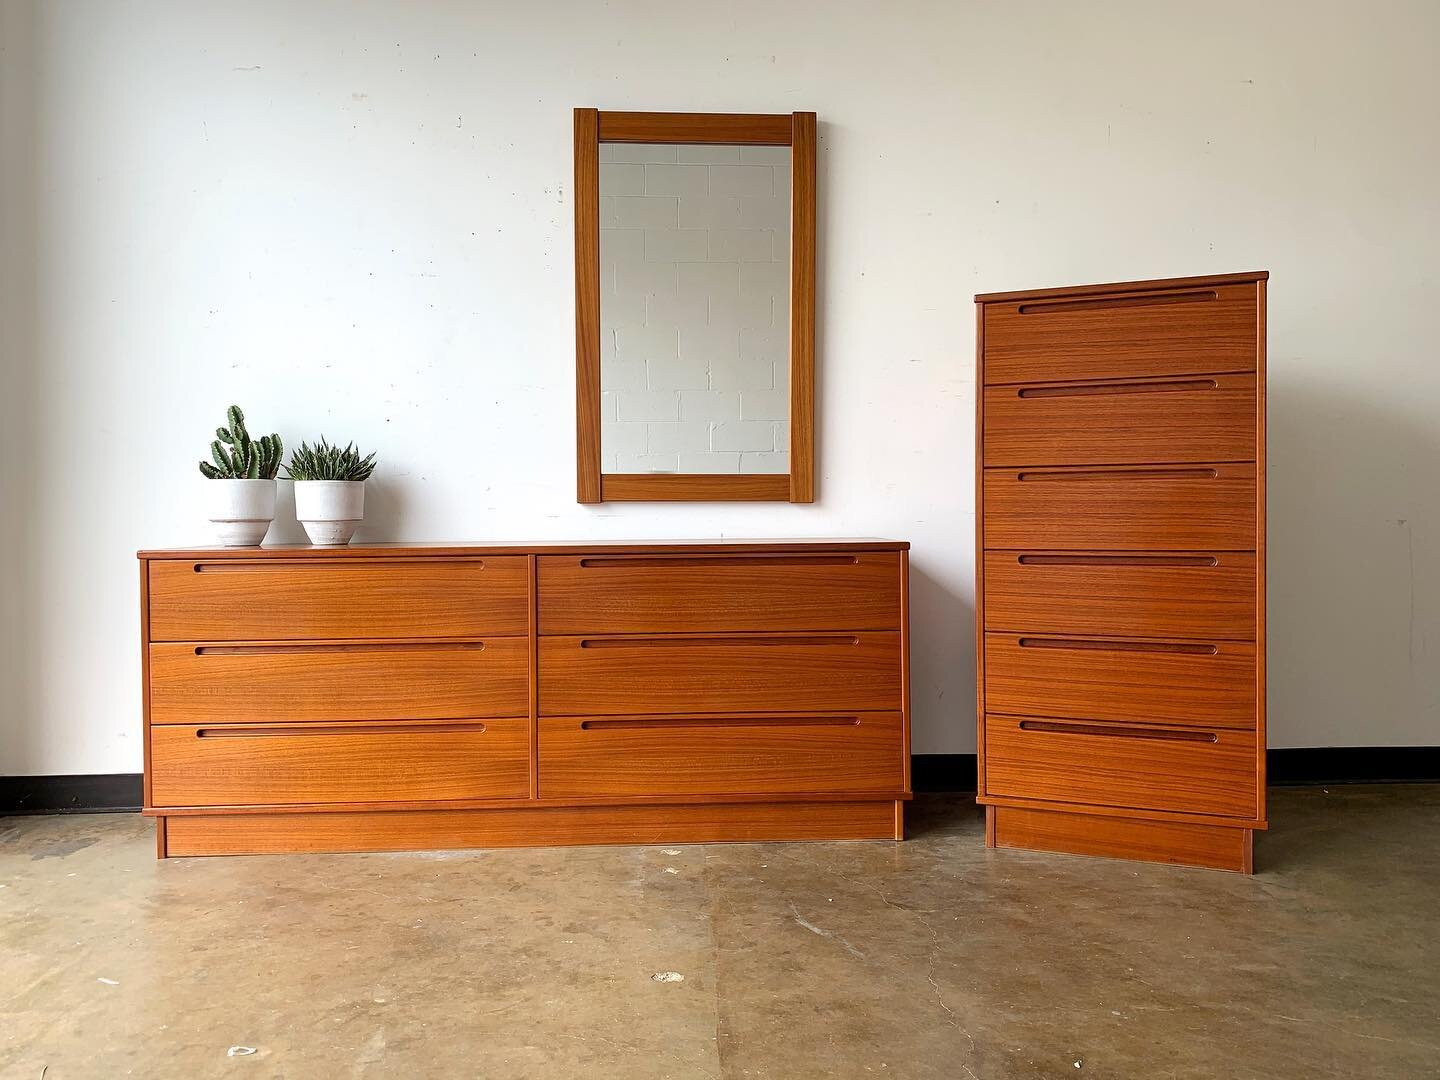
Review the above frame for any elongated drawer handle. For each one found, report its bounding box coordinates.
[580,716,861,731]
[192,559,487,573]
[1017,554,1219,567]
[1017,289,1217,315]
[1018,719,1218,744]
[1017,467,1218,482]
[577,555,860,569]
[578,635,860,649]
[1017,637,1218,656]
[192,642,486,656]
[1016,379,1217,399]
[195,722,489,738]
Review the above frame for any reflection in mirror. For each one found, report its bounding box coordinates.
[598,143,791,475]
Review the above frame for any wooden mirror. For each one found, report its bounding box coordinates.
[574,109,816,503]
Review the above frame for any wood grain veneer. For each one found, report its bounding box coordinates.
[163,800,903,857]
[983,551,1256,640]
[788,109,817,503]
[538,712,904,799]
[148,639,529,724]
[148,557,529,641]
[983,633,1257,730]
[140,541,911,856]
[984,714,1258,819]
[538,632,903,716]
[597,111,792,145]
[538,552,901,634]
[983,462,1257,551]
[991,805,1252,873]
[982,373,1257,467]
[574,108,603,504]
[598,474,791,502]
[150,719,531,807]
[981,279,1262,385]
[975,272,1266,872]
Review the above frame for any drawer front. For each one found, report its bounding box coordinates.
[537,552,901,634]
[983,552,1256,640]
[985,633,1256,729]
[983,463,1256,551]
[149,719,530,807]
[982,281,1260,384]
[148,557,529,641]
[982,373,1256,467]
[148,639,529,724]
[538,633,902,716]
[538,712,904,798]
[984,714,1258,818]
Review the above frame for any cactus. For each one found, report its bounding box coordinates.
[284,436,378,482]
[197,405,282,479]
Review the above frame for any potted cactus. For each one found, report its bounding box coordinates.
[197,405,283,546]
[284,436,378,546]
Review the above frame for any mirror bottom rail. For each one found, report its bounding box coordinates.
[599,474,792,502]
[155,799,906,857]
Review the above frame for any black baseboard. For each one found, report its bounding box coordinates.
[1265,746,1440,786]
[0,773,143,815]
[913,755,978,793]
[911,748,1440,793]
[2,749,1438,814]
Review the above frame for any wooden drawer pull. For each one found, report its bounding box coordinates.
[1017,637,1218,656]
[192,642,486,656]
[1017,379,1217,399]
[577,636,860,649]
[1017,467,1218,482]
[1017,719,1218,743]
[1017,290,1216,315]
[1016,554,1219,567]
[579,716,861,731]
[192,559,486,573]
[577,555,859,568]
[195,722,489,738]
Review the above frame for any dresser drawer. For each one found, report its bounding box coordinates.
[537,552,901,634]
[983,463,1256,550]
[538,632,902,716]
[984,714,1258,818]
[985,633,1256,730]
[983,373,1256,467]
[982,281,1260,385]
[147,557,529,641]
[148,639,529,724]
[983,552,1256,640]
[149,719,530,807]
[538,712,904,798]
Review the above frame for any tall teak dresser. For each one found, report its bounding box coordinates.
[974,272,1267,872]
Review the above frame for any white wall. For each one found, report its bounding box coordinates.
[1,0,1437,775]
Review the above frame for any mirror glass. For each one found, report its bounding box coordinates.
[598,143,791,475]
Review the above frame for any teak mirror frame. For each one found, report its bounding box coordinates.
[574,109,817,503]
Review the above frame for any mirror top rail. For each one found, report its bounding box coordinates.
[596,111,795,145]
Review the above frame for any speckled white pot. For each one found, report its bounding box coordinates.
[293,480,365,546]
[207,478,276,547]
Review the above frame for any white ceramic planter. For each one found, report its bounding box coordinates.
[207,478,277,547]
[293,480,365,546]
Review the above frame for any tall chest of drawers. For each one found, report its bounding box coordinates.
[139,540,910,857]
[974,272,1267,872]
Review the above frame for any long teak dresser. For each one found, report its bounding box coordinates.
[974,272,1267,872]
[138,541,911,857]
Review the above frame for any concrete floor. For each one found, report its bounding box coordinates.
[2,788,1438,1079]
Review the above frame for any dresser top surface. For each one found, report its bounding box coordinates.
[138,538,910,560]
[974,270,1269,304]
